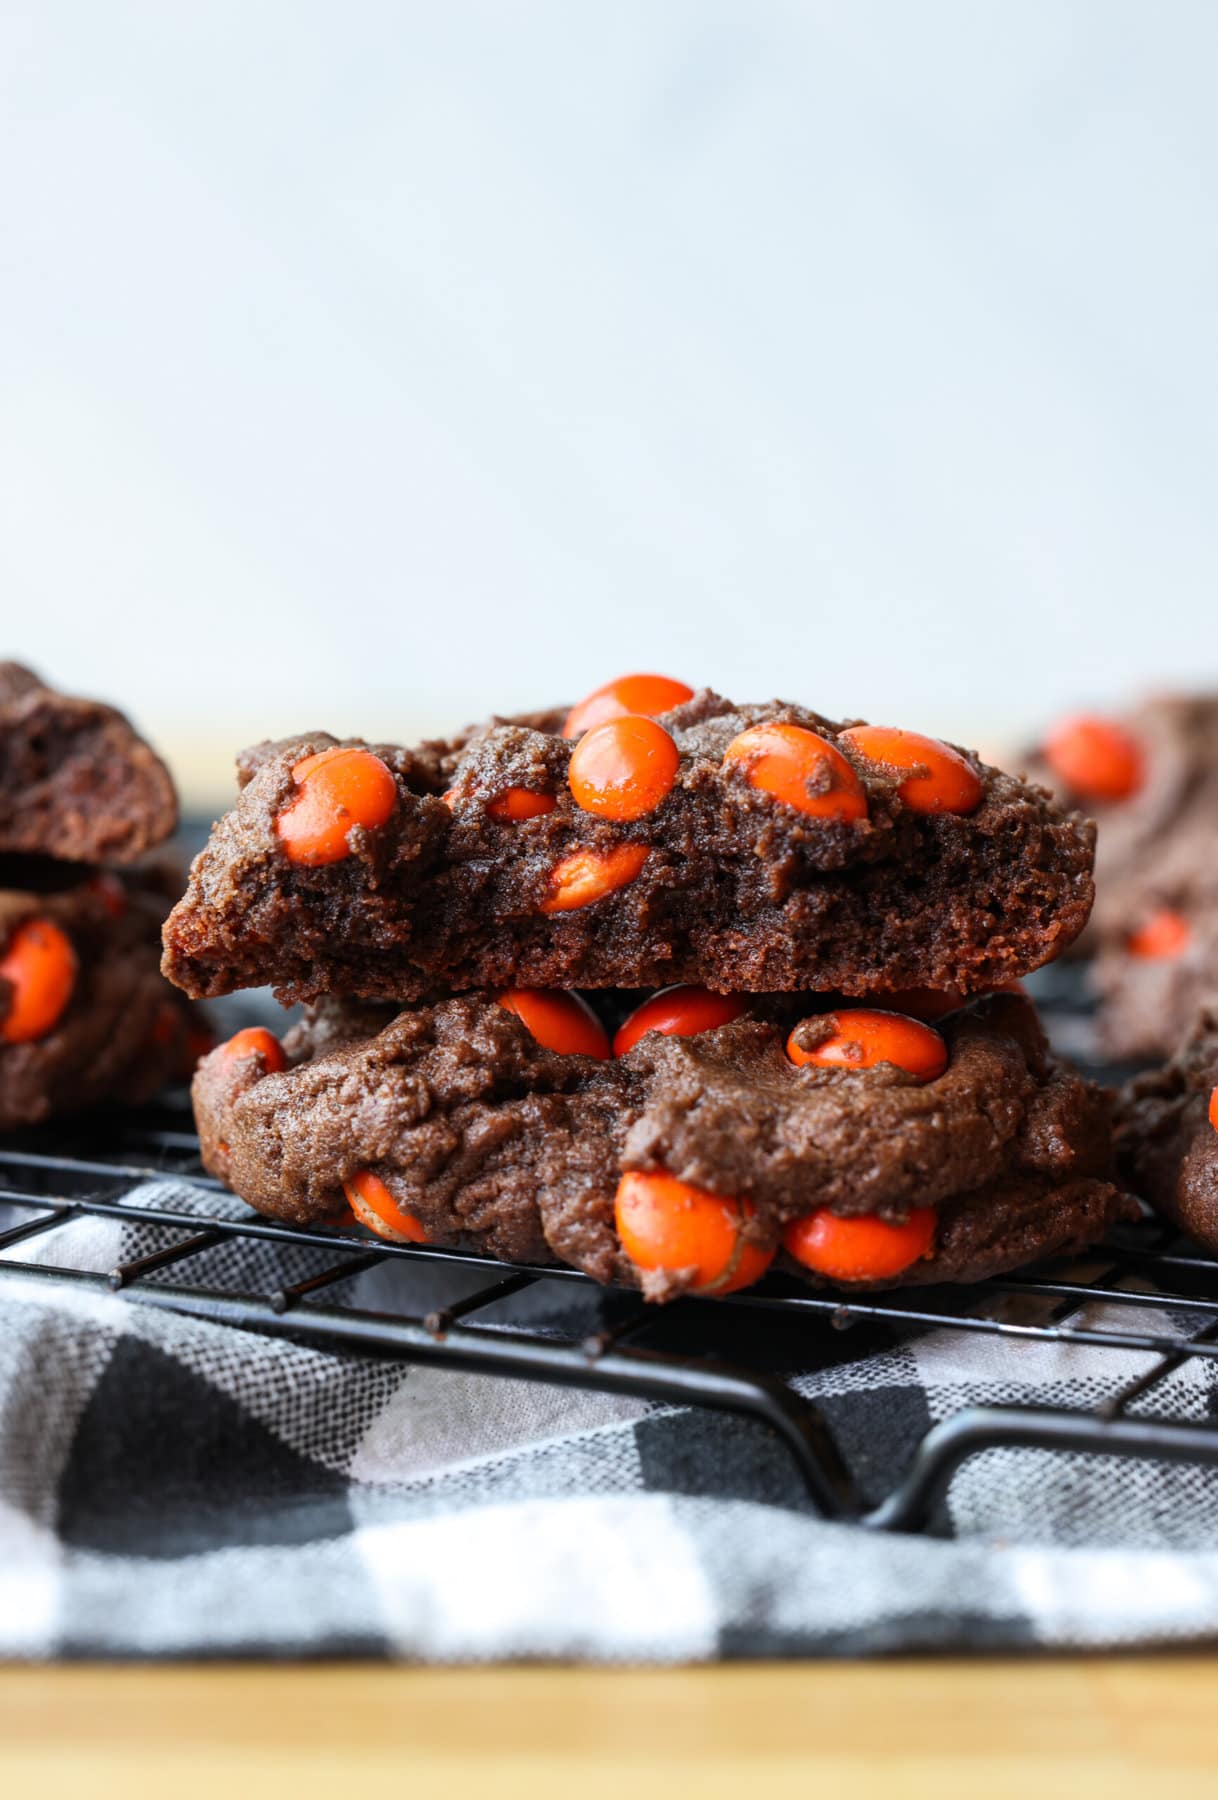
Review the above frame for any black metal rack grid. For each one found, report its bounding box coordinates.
[4,1058,1218,1533]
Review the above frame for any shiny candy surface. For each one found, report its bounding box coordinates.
[344,1170,428,1243]
[498,988,610,1059]
[840,725,982,816]
[783,1206,937,1282]
[786,1009,948,1081]
[723,723,868,822]
[613,986,749,1058]
[562,674,694,740]
[0,919,77,1044]
[568,716,680,821]
[215,1027,286,1075]
[540,843,650,913]
[277,747,397,866]
[614,1171,774,1295]
[487,788,557,821]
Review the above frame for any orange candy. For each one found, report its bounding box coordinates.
[614,1171,774,1295]
[613,986,749,1057]
[540,843,649,913]
[787,1009,948,1081]
[214,1026,287,1075]
[446,785,556,820]
[839,725,982,816]
[568,716,679,822]
[488,788,556,821]
[343,1170,428,1244]
[498,988,610,1059]
[1043,715,1144,804]
[1127,910,1191,959]
[1209,1088,1218,1134]
[783,1207,936,1283]
[276,746,397,866]
[563,674,694,740]
[723,723,867,823]
[0,919,77,1044]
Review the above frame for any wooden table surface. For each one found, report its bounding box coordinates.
[3,1661,1217,1798]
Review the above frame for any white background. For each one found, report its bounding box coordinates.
[3,3,1216,800]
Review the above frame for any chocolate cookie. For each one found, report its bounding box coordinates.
[1090,913,1218,1065]
[194,990,1134,1298]
[0,861,197,1129]
[1029,696,1218,1059]
[164,690,1095,1007]
[1115,1007,1218,1252]
[0,663,178,864]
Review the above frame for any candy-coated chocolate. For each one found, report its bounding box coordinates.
[344,1169,428,1243]
[840,725,982,816]
[615,1171,773,1294]
[783,1207,936,1282]
[568,716,679,822]
[540,843,650,913]
[277,747,396,866]
[787,1009,948,1081]
[563,674,694,739]
[723,723,867,822]
[499,988,610,1059]
[215,1026,286,1075]
[488,788,556,821]
[1044,715,1144,804]
[0,918,77,1043]
[614,986,748,1057]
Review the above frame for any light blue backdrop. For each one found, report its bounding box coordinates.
[3,3,1215,785]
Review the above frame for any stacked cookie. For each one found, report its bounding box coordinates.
[165,677,1135,1298]
[0,663,198,1127]
[1029,698,1218,1060]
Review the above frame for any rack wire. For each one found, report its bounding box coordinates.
[4,1092,1218,1532]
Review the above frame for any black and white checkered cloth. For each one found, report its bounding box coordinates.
[4,1176,1218,1660]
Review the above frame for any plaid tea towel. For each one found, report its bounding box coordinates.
[3,1176,1218,1661]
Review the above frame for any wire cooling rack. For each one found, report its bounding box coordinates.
[3,1045,1218,1531]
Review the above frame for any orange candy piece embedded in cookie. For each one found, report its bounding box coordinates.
[0,919,77,1044]
[344,1170,428,1243]
[839,726,982,816]
[568,716,679,822]
[214,1026,287,1075]
[723,723,868,823]
[1127,910,1191,959]
[540,843,650,913]
[783,1207,937,1283]
[446,785,556,820]
[276,746,397,866]
[1043,715,1144,804]
[615,1171,774,1295]
[563,674,695,740]
[787,1009,948,1081]
[487,788,557,821]
[498,988,610,1059]
[1209,1088,1218,1134]
[613,986,749,1057]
